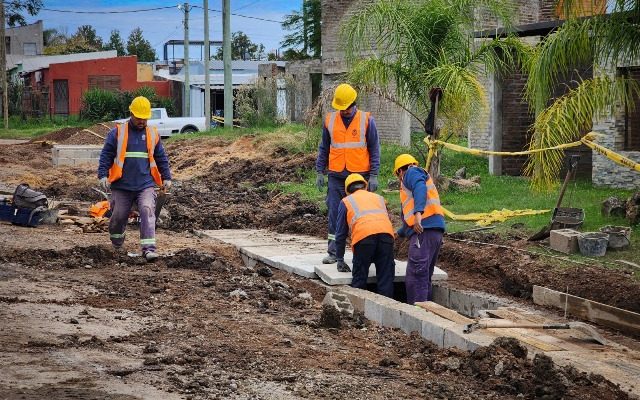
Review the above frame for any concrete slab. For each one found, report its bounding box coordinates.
[315,262,447,286]
[202,229,448,283]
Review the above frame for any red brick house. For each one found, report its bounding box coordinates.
[24,55,170,116]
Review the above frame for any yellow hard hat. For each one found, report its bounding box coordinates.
[345,173,367,194]
[332,83,357,111]
[129,96,152,119]
[394,154,419,175]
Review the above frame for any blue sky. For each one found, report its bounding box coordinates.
[25,1,300,59]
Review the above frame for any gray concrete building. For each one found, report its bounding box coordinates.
[6,20,43,63]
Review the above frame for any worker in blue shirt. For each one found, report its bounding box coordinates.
[97,96,172,262]
[394,154,445,304]
[315,83,381,265]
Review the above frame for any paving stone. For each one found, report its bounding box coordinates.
[443,324,495,351]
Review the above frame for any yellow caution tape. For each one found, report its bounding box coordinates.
[580,137,640,172]
[442,207,550,226]
[424,132,640,173]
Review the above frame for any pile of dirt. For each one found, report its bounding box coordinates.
[438,236,640,314]
[165,154,326,237]
[0,244,128,269]
[30,127,82,143]
[30,123,113,145]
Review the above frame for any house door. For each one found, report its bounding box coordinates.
[53,79,69,115]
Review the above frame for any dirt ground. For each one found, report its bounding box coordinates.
[0,132,638,399]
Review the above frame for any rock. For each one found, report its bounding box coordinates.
[69,318,79,324]
[257,266,273,277]
[494,360,504,376]
[229,289,248,300]
[440,356,462,371]
[602,196,627,218]
[454,167,466,179]
[469,175,481,184]
[450,178,480,192]
[143,342,159,354]
[271,280,290,290]
[84,264,92,269]
[202,279,214,288]
[321,291,354,317]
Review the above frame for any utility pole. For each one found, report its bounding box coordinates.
[180,2,191,117]
[204,0,211,128]
[223,0,232,128]
[0,2,8,129]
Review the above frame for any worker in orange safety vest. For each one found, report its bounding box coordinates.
[334,173,395,298]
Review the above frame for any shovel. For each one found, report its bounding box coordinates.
[463,319,607,345]
[528,155,580,241]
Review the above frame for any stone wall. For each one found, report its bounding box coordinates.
[285,60,322,122]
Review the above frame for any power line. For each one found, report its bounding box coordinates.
[191,5,282,23]
[38,6,177,14]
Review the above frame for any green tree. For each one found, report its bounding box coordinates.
[525,0,640,189]
[72,25,103,50]
[281,0,321,59]
[126,27,156,62]
[43,27,66,47]
[342,0,526,178]
[215,31,265,60]
[105,29,126,56]
[5,0,42,26]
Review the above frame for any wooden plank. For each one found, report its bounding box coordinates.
[532,285,640,336]
[415,301,473,324]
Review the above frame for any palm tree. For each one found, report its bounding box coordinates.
[525,0,640,189]
[340,0,529,178]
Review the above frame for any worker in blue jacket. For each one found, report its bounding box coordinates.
[315,83,381,265]
[97,96,172,262]
[394,154,445,304]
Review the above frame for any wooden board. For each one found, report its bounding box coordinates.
[415,301,473,324]
[532,285,640,336]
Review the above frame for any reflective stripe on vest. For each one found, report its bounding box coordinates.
[326,110,371,173]
[400,171,443,226]
[342,190,394,246]
[108,123,163,186]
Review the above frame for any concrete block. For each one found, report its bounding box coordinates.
[73,158,99,166]
[241,253,258,269]
[550,229,580,254]
[443,325,495,351]
[396,304,425,335]
[363,294,398,325]
[322,291,354,316]
[335,286,369,312]
[432,283,450,308]
[53,157,75,167]
[420,312,456,348]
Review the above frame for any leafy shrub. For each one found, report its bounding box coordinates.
[235,77,283,127]
[80,86,175,121]
[80,88,119,121]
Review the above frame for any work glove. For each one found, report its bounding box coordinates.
[162,180,172,191]
[99,177,110,192]
[368,174,378,192]
[316,173,325,192]
[337,260,351,273]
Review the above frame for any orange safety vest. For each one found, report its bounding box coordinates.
[400,170,444,226]
[326,110,370,173]
[342,190,394,246]
[107,123,163,186]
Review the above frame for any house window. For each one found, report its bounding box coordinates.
[622,67,640,151]
[88,75,121,91]
[23,43,36,56]
[5,37,10,54]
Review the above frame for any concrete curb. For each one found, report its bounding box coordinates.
[335,286,494,351]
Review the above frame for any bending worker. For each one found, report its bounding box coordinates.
[97,96,172,262]
[394,154,445,304]
[316,83,381,265]
[334,173,395,298]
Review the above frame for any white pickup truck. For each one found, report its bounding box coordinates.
[114,108,210,137]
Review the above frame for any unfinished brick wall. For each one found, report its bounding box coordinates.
[539,0,560,21]
[321,0,410,145]
[500,69,534,176]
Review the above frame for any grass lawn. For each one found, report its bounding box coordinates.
[0,116,89,139]
[268,131,639,272]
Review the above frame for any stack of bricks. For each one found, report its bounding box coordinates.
[52,145,102,167]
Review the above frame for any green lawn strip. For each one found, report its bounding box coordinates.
[0,116,89,139]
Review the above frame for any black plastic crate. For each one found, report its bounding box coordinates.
[0,204,14,222]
